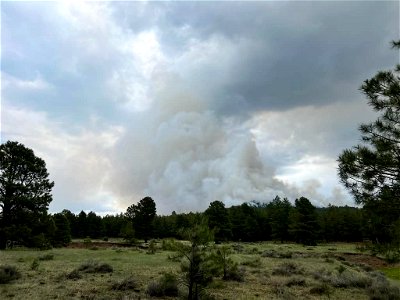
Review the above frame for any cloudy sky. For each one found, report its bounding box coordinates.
[1,1,399,215]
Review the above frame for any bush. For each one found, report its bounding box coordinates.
[309,283,331,296]
[0,265,21,284]
[111,277,137,291]
[77,260,113,273]
[272,262,304,276]
[30,258,40,270]
[224,264,245,282]
[330,270,372,288]
[285,276,306,287]
[161,239,178,251]
[261,249,292,259]
[66,269,82,280]
[147,273,178,297]
[367,280,400,300]
[147,281,164,297]
[83,237,92,247]
[147,240,157,254]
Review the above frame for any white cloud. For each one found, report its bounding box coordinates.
[2,104,124,213]
[2,72,52,91]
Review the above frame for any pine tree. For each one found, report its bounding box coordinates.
[338,41,400,244]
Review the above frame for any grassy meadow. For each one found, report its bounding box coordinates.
[0,241,399,300]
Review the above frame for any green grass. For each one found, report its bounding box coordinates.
[380,267,400,281]
[0,242,399,299]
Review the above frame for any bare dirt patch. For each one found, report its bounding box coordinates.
[337,253,389,269]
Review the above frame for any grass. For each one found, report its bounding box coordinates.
[0,241,399,299]
[380,267,400,281]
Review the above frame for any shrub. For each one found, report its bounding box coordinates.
[367,280,400,300]
[285,276,306,287]
[111,277,137,291]
[161,239,177,251]
[147,281,164,297]
[77,260,113,273]
[103,237,109,242]
[330,270,372,288]
[311,268,332,282]
[261,250,292,258]
[38,254,54,261]
[224,264,245,282]
[270,281,295,300]
[83,237,92,247]
[336,265,347,274]
[359,264,373,272]
[30,258,40,270]
[147,240,157,254]
[147,273,178,297]
[66,269,82,280]
[0,265,21,284]
[309,283,331,296]
[272,262,304,276]
[384,249,400,264]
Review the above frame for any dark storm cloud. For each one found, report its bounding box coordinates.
[114,1,398,114]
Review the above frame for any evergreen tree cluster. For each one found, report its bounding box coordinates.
[36,197,367,246]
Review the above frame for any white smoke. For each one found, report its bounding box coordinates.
[107,74,295,214]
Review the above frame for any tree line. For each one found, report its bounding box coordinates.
[24,196,365,248]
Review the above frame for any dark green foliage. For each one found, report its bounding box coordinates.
[289,197,319,245]
[261,249,292,259]
[126,196,156,242]
[162,238,178,251]
[0,265,21,284]
[224,263,245,282]
[318,205,363,242]
[52,213,71,246]
[147,273,179,297]
[0,141,54,249]
[229,204,254,241]
[205,201,232,242]
[111,277,137,291]
[210,245,244,281]
[120,221,136,245]
[338,41,400,246]
[177,222,215,300]
[77,260,113,273]
[268,196,292,242]
[30,258,40,270]
[147,239,157,254]
[86,211,104,239]
[66,269,82,280]
[309,283,331,296]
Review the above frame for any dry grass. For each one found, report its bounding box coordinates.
[0,241,398,299]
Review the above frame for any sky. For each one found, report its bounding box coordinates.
[1,1,399,215]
